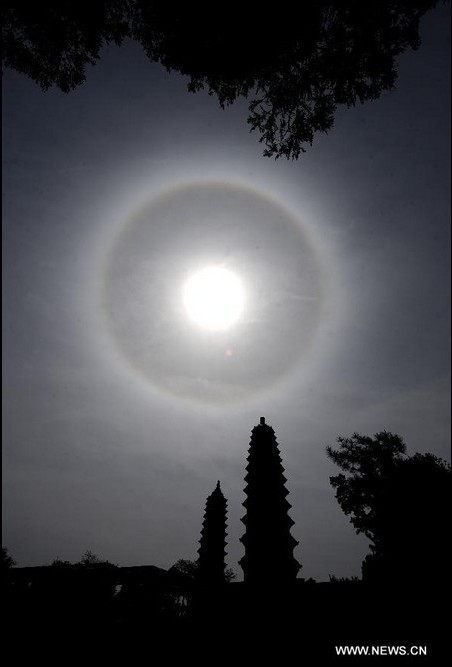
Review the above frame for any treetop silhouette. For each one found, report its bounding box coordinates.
[2,1,443,158]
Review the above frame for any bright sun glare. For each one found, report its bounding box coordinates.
[183,266,245,331]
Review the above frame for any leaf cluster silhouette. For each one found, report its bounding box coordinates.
[2,1,443,158]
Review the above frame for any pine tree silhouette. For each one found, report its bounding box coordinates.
[197,481,228,586]
[240,418,300,583]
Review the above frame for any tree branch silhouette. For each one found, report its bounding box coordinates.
[2,1,444,158]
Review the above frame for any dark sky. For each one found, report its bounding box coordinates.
[3,5,450,580]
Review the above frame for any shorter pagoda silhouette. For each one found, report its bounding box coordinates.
[197,481,228,586]
[240,417,300,583]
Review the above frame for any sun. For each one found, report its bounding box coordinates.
[183,266,245,331]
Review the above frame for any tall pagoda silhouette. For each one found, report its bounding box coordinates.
[239,417,300,583]
[197,481,228,586]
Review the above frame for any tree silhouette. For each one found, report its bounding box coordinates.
[2,1,443,158]
[76,550,114,567]
[169,558,199,583]
[48,550,116,569]
[49,558,73,568]
[327,432,451,582]
[1,547,16,571]
[363,452,451,582]
[170,558,235,585]
[2,3,130,92]
[326,431,407,546]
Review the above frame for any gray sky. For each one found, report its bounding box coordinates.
[3,5,450,580]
